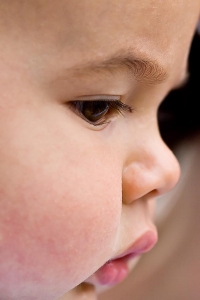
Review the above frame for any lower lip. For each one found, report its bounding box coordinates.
[94,258,129,286]
[94,230,157,286]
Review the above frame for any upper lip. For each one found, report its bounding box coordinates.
[111,229,158,261]
[84,229,158,287]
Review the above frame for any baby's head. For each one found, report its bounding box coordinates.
[0,0,199,299]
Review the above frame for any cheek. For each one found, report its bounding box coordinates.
[0,140,122,293]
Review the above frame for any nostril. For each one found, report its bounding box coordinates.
[122,165,164,204]
[148,189,158,198]
[140,189,159,201]
[122,149,181,204]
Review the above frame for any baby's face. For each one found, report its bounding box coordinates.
[0,0,199,299]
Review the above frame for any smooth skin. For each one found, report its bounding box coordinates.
[0,0,199,299]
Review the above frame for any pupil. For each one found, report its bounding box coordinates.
[82,101,109,122]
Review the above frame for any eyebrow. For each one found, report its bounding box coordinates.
[69,50,169,85]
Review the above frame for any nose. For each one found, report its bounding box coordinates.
[122,135,180,204]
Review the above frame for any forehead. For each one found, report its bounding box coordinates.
[0,0,199,83]
[1,0,198,44]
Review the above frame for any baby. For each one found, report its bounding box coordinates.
[0,0,199,300]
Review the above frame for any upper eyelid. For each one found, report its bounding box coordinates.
[73,95,121,101]
[69,99,134,116]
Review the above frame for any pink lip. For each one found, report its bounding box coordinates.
[115,229,158,260]
[93,230,157,286]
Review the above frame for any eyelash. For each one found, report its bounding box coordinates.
[68,99,134,126]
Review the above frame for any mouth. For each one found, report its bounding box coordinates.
[87,229,157,287]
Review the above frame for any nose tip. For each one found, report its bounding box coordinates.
[156,145,180,195]
[158,146,181,195]
[122,140,181,204]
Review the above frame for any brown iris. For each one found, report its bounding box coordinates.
[78,101,109,123]
[69,99,133,126]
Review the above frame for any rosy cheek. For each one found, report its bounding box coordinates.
[0,164,121,293]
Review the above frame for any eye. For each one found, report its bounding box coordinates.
[71,101,110,124]
[68,99,133,126]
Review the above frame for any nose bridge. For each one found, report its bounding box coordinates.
[122,133,180,203]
